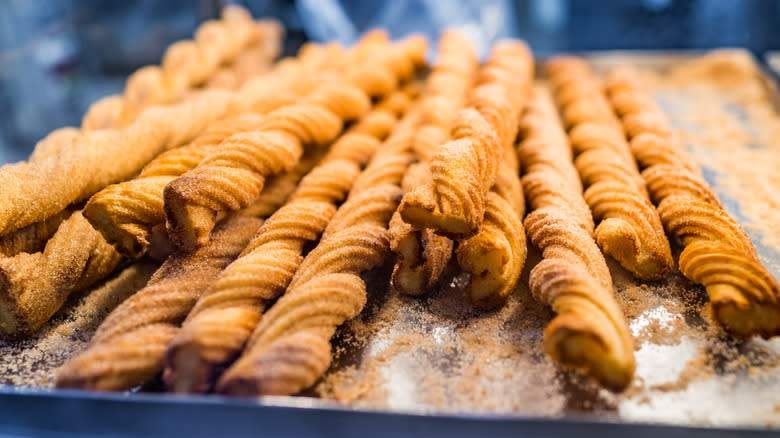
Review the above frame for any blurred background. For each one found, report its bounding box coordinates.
[1,0,779,164]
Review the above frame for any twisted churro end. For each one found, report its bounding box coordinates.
[83,193,157,258]
[56,324,178,391]
[544,314,635,392]
[711,291,780,339]
[163,188,219,252]
[216,331,332,397]
[456,193,527,308]
[594,216,672,281]
[164,306,264,394]
[679,241,780,338]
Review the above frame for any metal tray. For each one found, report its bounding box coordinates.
[1,50,779,437]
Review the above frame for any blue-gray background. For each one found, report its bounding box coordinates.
[1,0,778,164]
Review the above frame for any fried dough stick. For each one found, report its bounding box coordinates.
[544,56,673,281]
[83,44,343,257]
[518,87,635,391]
[0,33,385,238]
[83,6,282,130]
[389,30,477,296]
[604,66,780,338]
[216,104,421,397]
[163,91,411,393]
[55,215,262,391]
[163,37,427,251]
[398,41,532,239]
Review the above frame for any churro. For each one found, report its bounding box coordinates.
[389,30,476,296]
[518,86,635,391]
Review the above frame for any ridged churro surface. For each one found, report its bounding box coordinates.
[55,215,261,391]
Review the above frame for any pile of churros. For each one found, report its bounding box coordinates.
[0,6,777,396]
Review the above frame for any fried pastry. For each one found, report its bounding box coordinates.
[398,41,533,239]
[114,7,277,127]
[518,86,635,391]
[163,91,409,393]
[0,211,122,338]
[544,56,673,281]
[55,215,262,391]
[389,30,477,296]
[216,108,418,397]
[456,161,527,307]
[604,66,780,338]
[163,37,426,251]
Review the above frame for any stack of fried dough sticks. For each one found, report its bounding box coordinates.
[0,6,283,338]
[55,29,428,390]
[0,10,774,397]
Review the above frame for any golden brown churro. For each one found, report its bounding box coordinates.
[389,30,477,296]
[162,91,410,393]
[55,215,262,391]
[605,66,780,338]
[544,56,673,281]
[163,37,426,251]
[216,104,419,397]
[0,211,122,338]
[518,87,635,390]
[398,41,533,239]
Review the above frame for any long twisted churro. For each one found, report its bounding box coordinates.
[389,30,477,296]
[163,91,410,393]
[163,37,426,251]
[518,87,635,390]
[544,56,673,281]
[55,215,262,391]
[398,41,533,239]
[604,67,780,338]
[216,105,419,397]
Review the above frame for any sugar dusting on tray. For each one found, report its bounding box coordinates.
[0,261,157,387]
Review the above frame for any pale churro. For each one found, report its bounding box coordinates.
[518,86,635,391]
[545,56,673,281]
[604,66,780,338]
